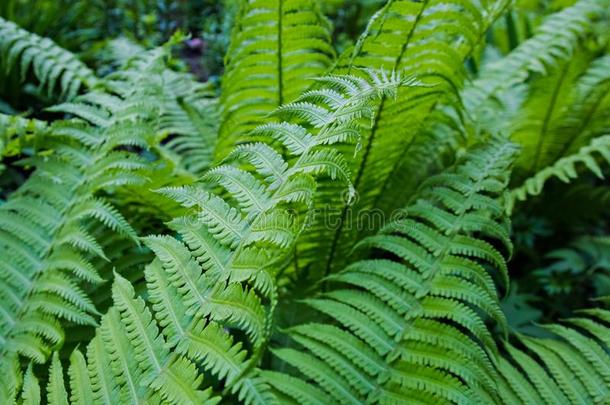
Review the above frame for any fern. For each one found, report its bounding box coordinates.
[1,1,610,403]
[462,0,607,116]
[296,0,512,279]
[0,49,174,369]
[9,71,408,404]
[263,138,518,403]
[508,134,610,211]
[0,16,98,99]
[511,57,603,174]
[104,44,220,175]
[497,303,610,404]
[215,0,335,160]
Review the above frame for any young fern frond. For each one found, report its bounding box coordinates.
[508,134,610,211]
[263,138,518,403]
[0,16,98,99]
[497,304,610,404]
[215,0,335,161]
[21,71,405,405]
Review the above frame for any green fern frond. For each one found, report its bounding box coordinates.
[21,363,40,405]
[215,0,335,161]
[498,307,610,404]
[0,50,175,371]
[264,138,518,403]
[47,352,69,404]
[0,16,98,99]
[68,349,94,404]
[463,0,606,115]
[299,0,510,278]
[108,46,220,175]
[21,71,404,405]
[509,52,608,176]
[508,134,610,211]
[1,2,609,403]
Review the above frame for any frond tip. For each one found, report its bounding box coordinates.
[0,17,98,98]
[508,134,610,212]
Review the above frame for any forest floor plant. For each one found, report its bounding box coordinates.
[0,0,609,404]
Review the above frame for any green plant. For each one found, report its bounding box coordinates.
[1,0,610,403]
[0,16,98,100]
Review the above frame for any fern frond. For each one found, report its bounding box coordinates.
[0,17,98,99]
[264,138,518,403]
[0,49,175,371]
[299,0,510,277]
[215,0,335,160]
[24,72,402,405]
[112,273,219,404]
[508,134,610,211]
[68,349,94,404]
[111,47,220,175]
[47,352,69,405]
[462,0,606,115]
[21,363,40,405]
[498,307,610,404]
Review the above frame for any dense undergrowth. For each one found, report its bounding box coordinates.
[0,0,609,403]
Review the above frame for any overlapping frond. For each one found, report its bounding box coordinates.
[106,46,220,175]
[0,2,608,404]
[215,0,335,160]
[17,72,405,405]
[0,16,98,99]
[508,134,610,211]
[298,0,511,278]
[497,303,610,404]
[0,50,172,375]
[264,139,518,403]
[462,0,607,116]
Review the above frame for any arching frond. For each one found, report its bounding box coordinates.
[0,49,172,373]
[0,16,98,99]
[1,2,608,404]
[508,134,610,211]
[509,51,608,176]
[498,305,610,404]
[22,72,404,405]
[108,47,220,175]
[463,0,606,116]
[264,138,518,403]
[298,0,511,278]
